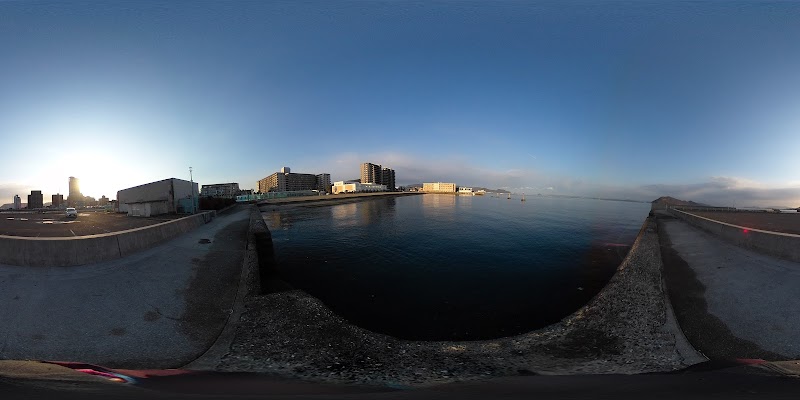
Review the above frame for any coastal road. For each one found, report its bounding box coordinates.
[658,215,800,360]
[0,206,249,369]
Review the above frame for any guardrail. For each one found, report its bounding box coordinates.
[669,208,800,263]
[0,211,216,267]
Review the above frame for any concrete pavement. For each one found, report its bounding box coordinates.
[658,215,800,360]
[0,206,249,369]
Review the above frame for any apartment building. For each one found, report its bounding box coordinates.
[258,167,327,193]
[200,183,240,198]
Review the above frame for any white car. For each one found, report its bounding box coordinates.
[66,208,77,218]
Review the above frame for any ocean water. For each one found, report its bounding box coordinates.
[261,194,650,340]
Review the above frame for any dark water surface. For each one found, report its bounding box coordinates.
[261,194,649,340]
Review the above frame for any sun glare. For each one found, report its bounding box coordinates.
[45,149,130,200]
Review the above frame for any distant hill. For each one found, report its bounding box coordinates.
[651,196,710,207]
[1,203,27,210]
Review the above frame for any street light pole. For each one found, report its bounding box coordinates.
[189,167,195,214]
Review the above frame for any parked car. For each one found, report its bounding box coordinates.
[66,208,77,218]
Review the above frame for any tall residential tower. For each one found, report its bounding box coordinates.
[360,162,381,184]
[360,162,395,191]
[68,176,82,207]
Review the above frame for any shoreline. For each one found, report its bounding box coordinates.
[256,192,421,206]
[215,216,705,386]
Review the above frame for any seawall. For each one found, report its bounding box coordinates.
[218,214,704,385]
[0,211,216,267]
[669,208,800,262]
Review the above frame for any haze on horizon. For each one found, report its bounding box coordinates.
[1,1,799,208]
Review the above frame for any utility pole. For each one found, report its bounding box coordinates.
[189,167,196,214]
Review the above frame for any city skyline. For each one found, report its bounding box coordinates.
[2,2,800,207]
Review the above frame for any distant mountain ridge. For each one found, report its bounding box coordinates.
[651,196,710,207]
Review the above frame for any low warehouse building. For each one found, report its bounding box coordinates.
[117,178,199,217]
[332,181,387,194]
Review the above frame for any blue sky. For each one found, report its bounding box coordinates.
[1,1,800,206]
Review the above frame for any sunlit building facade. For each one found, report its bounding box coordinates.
[258,171,317,193]
[360,162,381,184]
[332,181,387,194]
[423,182,457,193]
[360,162,396,191]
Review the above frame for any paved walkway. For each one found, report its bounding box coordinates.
[658,215,800,360]
[0,206,249,369]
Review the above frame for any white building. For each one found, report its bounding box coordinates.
[332,181,387,194]
[458,187,474,194]
[117,178,199,217]
[13,195,21,210]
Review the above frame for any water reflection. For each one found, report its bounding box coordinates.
[421,194,456,219]
[263,205,334,230]
[264,199,399,231]
[359,197,396,226]
[331,202,358,227]
[264,209,291,230]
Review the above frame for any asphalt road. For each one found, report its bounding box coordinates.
[0,206,249,368]
[658,215,800,360]
[0,211,182,237]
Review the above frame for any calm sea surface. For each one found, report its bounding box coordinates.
[261,194,650,340]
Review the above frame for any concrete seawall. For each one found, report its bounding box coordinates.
[0,211,216,267]
[219,215,705,385]
[669,208,800,263]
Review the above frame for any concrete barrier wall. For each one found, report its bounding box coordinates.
[0,211,216,267]
[669,208,800,263]
[249,208,277,295]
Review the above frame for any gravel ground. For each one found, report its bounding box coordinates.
[216,217,701,386]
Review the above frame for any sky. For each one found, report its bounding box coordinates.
[1,0,799,207]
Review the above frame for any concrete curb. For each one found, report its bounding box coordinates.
[653,216,708,365]
[660,264,709,365]
[180,205,260,370]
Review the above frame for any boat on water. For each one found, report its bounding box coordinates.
[521,193,526,202]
